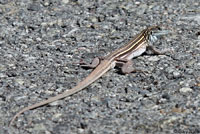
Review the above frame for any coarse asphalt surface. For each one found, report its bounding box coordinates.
[0,0,200,134]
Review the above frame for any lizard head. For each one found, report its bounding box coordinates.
[145,26,170,43]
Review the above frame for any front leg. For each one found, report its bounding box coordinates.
[147,45,172,55]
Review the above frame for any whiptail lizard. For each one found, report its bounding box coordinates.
[9,26,170,127]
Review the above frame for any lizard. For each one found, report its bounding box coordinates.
[9,26,170,126]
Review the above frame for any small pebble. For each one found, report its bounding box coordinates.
[179,87,193,93]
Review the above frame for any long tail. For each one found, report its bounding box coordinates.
[9,60,111,127]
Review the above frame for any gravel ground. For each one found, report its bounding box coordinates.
[0,0,200,134]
